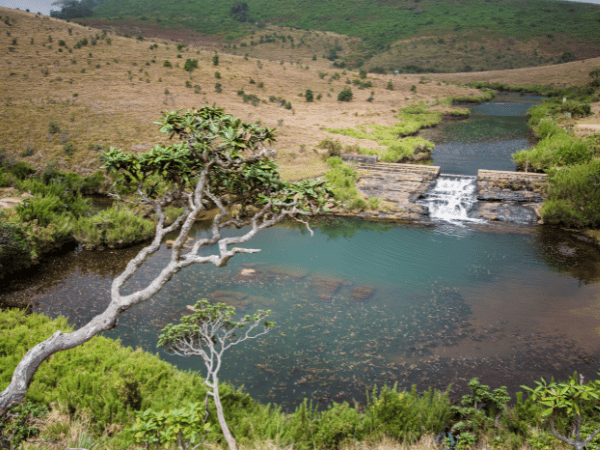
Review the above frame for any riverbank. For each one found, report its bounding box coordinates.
[0,308,584,450]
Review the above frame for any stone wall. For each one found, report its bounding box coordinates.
[476,170,547,202]
[341,154,378,164]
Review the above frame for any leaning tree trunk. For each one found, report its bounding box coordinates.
[0,303,121,415]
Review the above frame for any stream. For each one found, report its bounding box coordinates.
[2,94,600,411]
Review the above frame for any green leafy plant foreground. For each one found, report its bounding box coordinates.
[4,309,600,449]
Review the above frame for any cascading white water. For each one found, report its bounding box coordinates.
[419,174,483,223]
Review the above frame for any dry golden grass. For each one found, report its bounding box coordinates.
[0,7,480,181]
[1,7,599,183]
[428,56,600,89]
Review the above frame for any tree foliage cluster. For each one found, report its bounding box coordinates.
[50,0,104,19]
[4,309,600,450]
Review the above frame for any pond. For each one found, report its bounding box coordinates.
[2,94,600,412]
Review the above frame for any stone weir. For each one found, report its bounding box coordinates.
[352,160,440,221]
[340,155,548,224]
[473,169,548,224]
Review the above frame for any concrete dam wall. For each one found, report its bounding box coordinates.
[341,155,548,224]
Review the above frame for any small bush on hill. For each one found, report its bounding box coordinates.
[184,58,198,72]
[337,87,353,102]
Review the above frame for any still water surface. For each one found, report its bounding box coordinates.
[427,94,541,175]
[2,95,600,410]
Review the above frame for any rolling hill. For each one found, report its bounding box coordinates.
[68,0,600,72]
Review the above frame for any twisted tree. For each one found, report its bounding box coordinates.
[0,106,332,417]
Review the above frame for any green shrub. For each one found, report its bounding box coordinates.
[63,142,75,155]
[324,158,366,210]
[305,89,314,102]
[184,58,198,72]
[9,161,36,180]
[80,171,106,194]
[0,212,33,277]
[337,87,353,102]
[48,121,60,135]
[364,385,451,443]
[17,195,69,227]
[313,402,362,448]
[318,138,344,156]
[74,205,155,249]
[0,401,47,448]
[0,168,14,187]
[163,60,172,68]
[513,134,592,172]
[535,120,566,139]
[540,160,600,228]
[450,378,510,441]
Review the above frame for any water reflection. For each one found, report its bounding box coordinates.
[536,227,600,285]
[3,219,599,411]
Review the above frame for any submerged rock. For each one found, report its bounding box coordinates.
[350,285,376,302]
[207,290,251,310]
[308,275,344,293]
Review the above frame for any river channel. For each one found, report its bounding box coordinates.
[2,95,600,411]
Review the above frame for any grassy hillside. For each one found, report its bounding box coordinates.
[1,6,599,182]
[0,7,481,180]
[79,0,600,72]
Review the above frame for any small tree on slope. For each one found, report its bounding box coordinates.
[158,300,273,450]
[0,106,332,417]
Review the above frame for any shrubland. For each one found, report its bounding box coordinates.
[510,81,600,228]
[0,156,156,278]
[4,309,600,450]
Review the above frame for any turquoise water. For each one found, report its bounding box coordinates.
[11,218,600,410]
[3,95,600,410]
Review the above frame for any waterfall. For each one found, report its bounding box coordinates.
[419,174,482,223]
